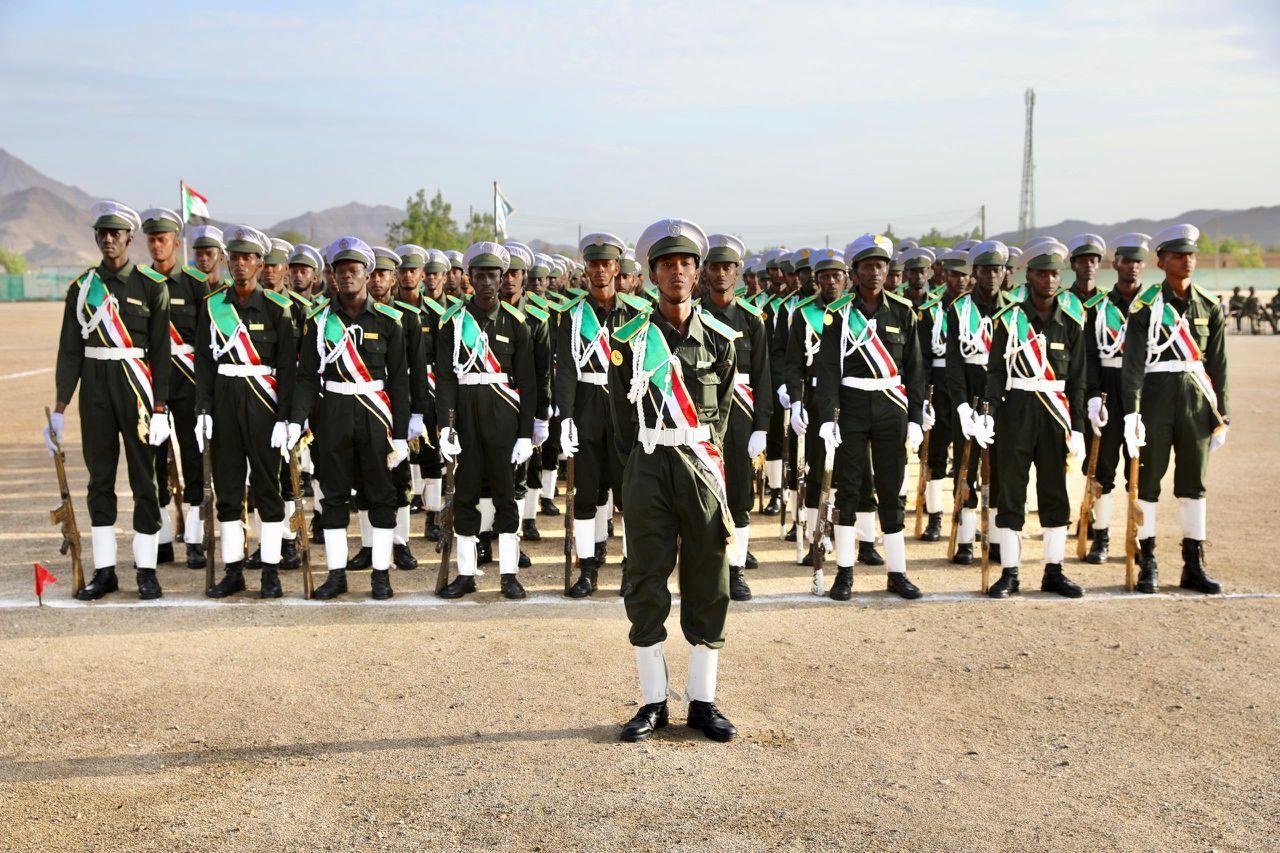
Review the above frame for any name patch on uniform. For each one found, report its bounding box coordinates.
[884,325,900,334]
[249,323,265,331]
[495,334,509,343]
[171,298,185,305]
[126,297,143,306]
[1194,317,1209,326]
[364,332,380,340]
[697,359,711,369]
[1050,342,1065,350]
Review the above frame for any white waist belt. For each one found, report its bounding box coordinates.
[841,376,902,391]
[85,346,144,360]
[218,364,273,377]
[1145,360,1203,374]
[638,425,710,446]
[964,353,990,366]
[734,372,750,385]
[930,358,946,367]
[324,379,384,394]
[459,372,508,385]
[1007,377,1065,393]
[171,344,195,356]
[1100,356,1123,369]
[576,372,608,385]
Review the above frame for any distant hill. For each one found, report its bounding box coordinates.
[992,206,1280,249]
[268,202,406,246]
[0,148,94,210]
[0,187,97,267]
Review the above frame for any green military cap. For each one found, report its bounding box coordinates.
[635,218,709,265]
[939,246,971,271]
[1005,245,1022,268]
[140,207,182,234]
[288,243,324,269]
[706,234,746,265]
[791,248,813,272]
[463,240,510,271]
[810,247,847,273]
[225,224,271,256]
[531,252,554,278]
[1153,223,1198,254]
[889,252,905,272]
[90,200,141,232]
[1112,232,1151,261]
[1020,238,1069,270]
[1067,233,1106,259]
[265,238,293,265]
[763,248,787,270]
[579,232,626,261]
[372,246,401,271]
[504,240,533,271]
[394,243,428,269]
[843,233,894,265]
[901,246,935,270]
[327,235,375,268]
[967,240,1010,268]
[424,249,451,273]
[620,247,640,275]
[445,249,464,270]
[187,225,224,250]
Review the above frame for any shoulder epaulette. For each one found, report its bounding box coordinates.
[306,301,329,320]
[440,301,465,325]
[446,294,463,305]
[561,293,587,312]
[395,299,422,316]
[500,301,525,322]
[541,292,569,312]
[182,264,209,283]
[612,312,650,344]
[1192,283,1215,304]
[423,296,446,316]
[525,304,549,323]
[1056,291,1085,326]
[262,288,292,309]
[1083,291,1107,309]
[768,295,785,312]
[644,285,659,300]
[734,284,747,297]
[525,291,550,309]
[993,301,1019,322]
[567,287,587,297]
[919,294,943,313]
[69,267,94,290]
[827,293,855,313]
[288,290,312,309]
[618,292,653,313]
[374,301,402,321]
[699,310,741,341]
[138,264,166,284]
[794,294,817,309]
[735,296,763,318]
[205,284,229,300]
[884,288,912,308]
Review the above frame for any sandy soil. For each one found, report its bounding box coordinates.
[1,301,1277,851]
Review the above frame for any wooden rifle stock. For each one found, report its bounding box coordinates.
[45,407,84,595]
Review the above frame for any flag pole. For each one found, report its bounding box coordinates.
[179,179,188,266]
[34,563,41,607]
[493,181,499,241]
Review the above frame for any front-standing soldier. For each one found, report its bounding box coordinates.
[977,239,1087,598]
[700,234,770,601]
[47,201,171,600]
[609,218,738,743]
[1121,224,1227,594]
[417,248,452,540]
[434,243,536,600]
[289,237,409,600]
[816,236,925,600]
[196,226,296,598]
[141,208,208,568]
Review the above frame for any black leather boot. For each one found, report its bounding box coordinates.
[393,543,418,570]
[988,568,1019,598]
[409,495,424,514]
[347,546,372,570]
[620,701,668,742]
[688,700,738,742]
[1179,539,1222,594]
[500,574,527,599]
[745,550,758,569]
[521,518,541,541]
[784,523,797,542]
[280,539,301,570]
[370,569,393,600]
[156,542,175,565]
[309,512,323,544]
[887,572,922,600]
[568,558,598,598]
[136,568,162,600]
[438,574,476,599]
[207,562,246,598]
[594,540,607,562]
[425,511,441,542]
[518,549,531,568]
[921,512,942,541]
[1136,537,1158,593]
[729,567,752,601]
[858,541,884,566]
[245,547,262,570]
[300,471,313,497]
[828,566,854,601]
[76,567,118,600]
[312,569,348,600]
[477,533,493,565]
[539,497,561,517]
[1041,563,1084,598]
[952,543,974,565]
[185,543,206,570]
[1086,529,1110,565]
[260,566,282,598]
[763,488,782,516]
[988,542,1002,565]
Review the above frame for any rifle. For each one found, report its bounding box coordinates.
[45,407,84,595]
[913,385,934,538]
[1075,392,1107,559]
[288,441,312,598]
[1124,454,1141,592]
[167,440,185,541]
[978,402,992,593]
[779,415,790,539]
[201,440,216,593]
[435,410,458,594]
[948,396,979,561]
[809,406,838,595]
[794,429,807,565]
[564,455,576,594]
[754,453,765,514]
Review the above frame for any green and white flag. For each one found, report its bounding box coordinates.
[494,182,515,240]
[180,181,209,222]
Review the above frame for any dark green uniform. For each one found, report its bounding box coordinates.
[917,292,954,484]
[154,264,208,515]
[513,294,553,509]
[1083,287,1135,495]
[945,289,1003,527]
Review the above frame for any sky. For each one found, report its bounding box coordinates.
[3,0,1279,247]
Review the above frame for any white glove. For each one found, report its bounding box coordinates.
[269,421,288,456]
[195,412,213,454]
[973,413,996,448]
[1210,425,1228,452]
[818,420,841,451]
[439,426,461,462]
[511,437,533,465]
[286,422,303,450]
[957,402,976,440]
[1123,413,1146,457]
[747,430,767,459]
[388,438,410,469]
[407,413,426,441]
[532,418,550,447]
[1067,429,1085,460]
[1087,396,1108,432]
[790,401,808,435]
[560,418,579,456]
[907,422,924,454]
[921,399,936,432]
[777,384,791,409]
[148,412,171,447]
[42,411,64,454]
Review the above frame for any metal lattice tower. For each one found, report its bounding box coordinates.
[1018,88,1036,240]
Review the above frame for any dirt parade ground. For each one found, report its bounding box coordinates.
[0,301,1276,851]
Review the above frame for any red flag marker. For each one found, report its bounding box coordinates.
[34,562,58,606]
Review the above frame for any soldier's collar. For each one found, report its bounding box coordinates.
[650,302,706,344]
[467,297,502,322]
[98,258,136,282]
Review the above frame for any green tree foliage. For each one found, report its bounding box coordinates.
[387,189,491,250]
[273,228,307,245]
[0,246,27,274]
[912,226,982,248]
[1197,233,1265,268]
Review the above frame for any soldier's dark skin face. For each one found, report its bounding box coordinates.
[1071,253,1101,290]
[470,267,501,311]
[886,270,903,291]
[1157,251,1196,291]
[333,260,369,313]
[767,268,784,293]
[617,271,638,294]
[785,271,801,295]
[501,268,525,304]
[446,268,464,294]
[146,231,180,272]
[652,253,700,330]
[423,269,446,298]
[368,268,395,301]
[816,268,847,303]
[929,261,945,285]
[854,258,889,299]
[973,265,1004,301]
[288,264,315,295]
[228,251,264,290]
[906,266,929,292]
[527,274,547,296]
[945,268,971,300]
[1028,268,1059,308]
[94,227,131,271]
[1112,255,1144,296]
[797,268,813,292]
[586,258,619,305]
[705,261,739,308]
[193,246,222,278]
[262,263,286,292]
[396,266,423,302]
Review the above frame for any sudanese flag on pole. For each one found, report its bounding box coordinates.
[34,562,57,604]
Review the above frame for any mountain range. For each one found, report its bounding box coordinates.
[2,147,1278,268]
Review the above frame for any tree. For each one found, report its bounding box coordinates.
[387,189,465,250]
[272,228,307,245]
[0,246,26,274]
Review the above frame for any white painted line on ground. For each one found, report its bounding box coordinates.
[0,366,53,381]
[0,590,1276,611]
